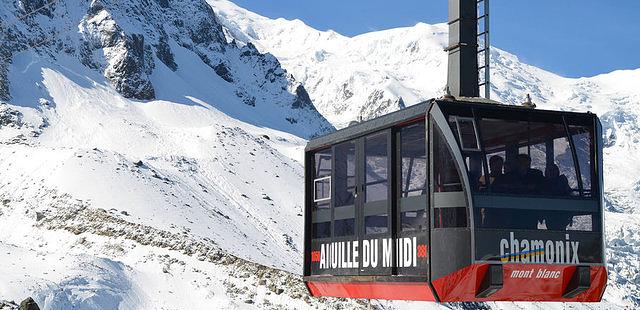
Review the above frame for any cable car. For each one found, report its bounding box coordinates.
[302,98,606,302]
[302,0,606,302]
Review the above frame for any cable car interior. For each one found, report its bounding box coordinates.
[303,100,606,302]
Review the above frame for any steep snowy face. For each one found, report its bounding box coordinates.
[0,0,332,138]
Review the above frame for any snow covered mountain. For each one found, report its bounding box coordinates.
[0,0,638,309]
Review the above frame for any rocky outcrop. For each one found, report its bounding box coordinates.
[214,62,233,82]
[0,19,14,102]
[155,32,177,71]
[19,0,54,18]
[0,65,9,102]
[103,33,156,100]
[18,298,39,310]
[292,84,313,109]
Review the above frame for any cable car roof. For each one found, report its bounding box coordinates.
[306,100,432,151]
[307,98,598,152]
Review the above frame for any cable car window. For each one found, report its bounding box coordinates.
[364,132,389,234]
[400,122,427,231]
[433,125,468,228]
[570,126,593,196]
[365,133,388,203]
[477,118,582,197]
[334,141,356,237]
[450,116,480,151]
[553,135,579,192]
[470,116,598,232]
[312,148,332,238]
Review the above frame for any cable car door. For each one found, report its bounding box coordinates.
[359,130,393,276]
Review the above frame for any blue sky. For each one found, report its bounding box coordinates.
[232,0,640,78]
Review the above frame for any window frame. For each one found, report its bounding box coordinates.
[451,116,481,152]
[397,121,429,233]
[313,176,331,203]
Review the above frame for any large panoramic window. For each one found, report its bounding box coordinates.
[477,118,582,197]
[445,110,600,232]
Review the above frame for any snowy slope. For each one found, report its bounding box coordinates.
[0,0,350,309]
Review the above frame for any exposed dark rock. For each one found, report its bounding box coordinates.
[0,22,13,101]
[240,42,260,58]
[86,1,105,18]
[291,85,313,109]
[214,62,233,83]
[0,65,9,102]
[0,106,23,128]
[155,0,170,9]
[264,67,284,83]
[18,297,39,310]
[0,300,18,309]
[78,40,98,69]
[20,0,54,18]
[340,82,354,100]
[187,2,226,46]
[234,90,255,106]
[156,34,177,71]
[104,34,155,100]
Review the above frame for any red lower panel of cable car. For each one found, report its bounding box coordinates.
[306,281,437,301]
[305,264,606,302]
[433,264,606,302]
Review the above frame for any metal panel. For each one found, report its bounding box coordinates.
[473,195,599,212]
[334,205,356,221]
[363,200,387,217]
[434,192,466,208]
[312,209,331,223]
[430,228,472,280]
[399,195,427,212]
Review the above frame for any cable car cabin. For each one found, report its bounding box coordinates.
[303,98,606,302]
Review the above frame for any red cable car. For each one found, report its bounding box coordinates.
[302,98,606,302]
[302,0,606,302]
